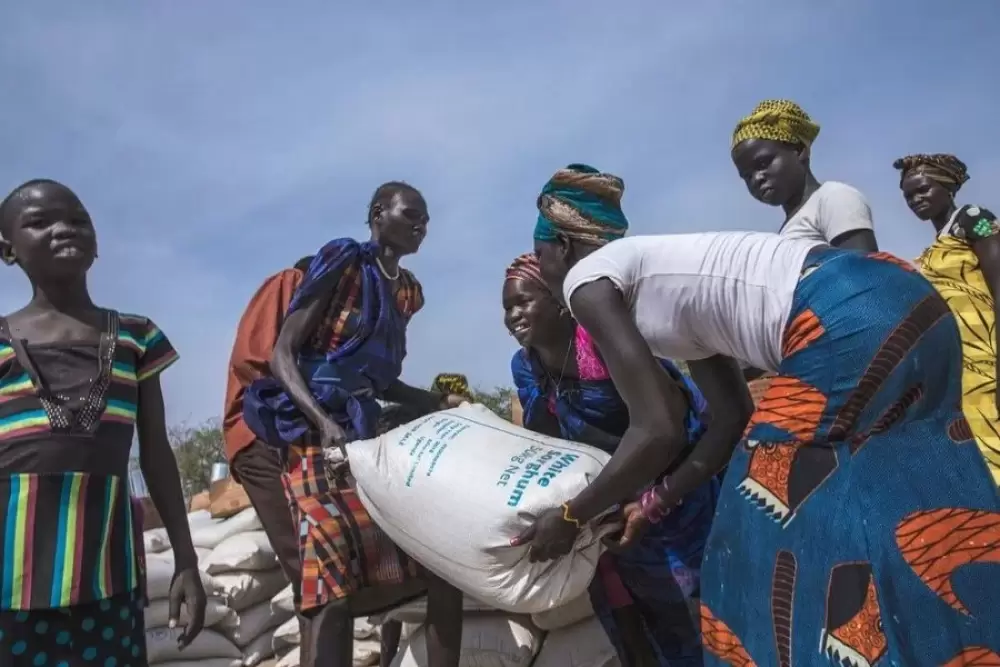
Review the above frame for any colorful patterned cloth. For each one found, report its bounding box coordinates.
[430,373,472,400]
[916,205,1000,484]
[732,99,820,149]
[512,328,717,666]
[0,312,173,611]
[534,164,629,245]
[243,238,422,446]
[281,438,420,613]
[699,247,1000,667]
[0,589,146,667]
[244,238,426,613]
[894,153,970,194]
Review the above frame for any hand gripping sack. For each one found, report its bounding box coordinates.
[346,403,612,614]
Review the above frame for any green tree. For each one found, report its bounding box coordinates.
[171,419,225,500]
[470,385,514,421]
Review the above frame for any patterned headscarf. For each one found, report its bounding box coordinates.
[504,252,546,288]
[534,164,628,245]
[732,99,821,150]
[893,154,970,194]
[431,373,472,399]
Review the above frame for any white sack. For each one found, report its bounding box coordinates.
[532,616,620,667]
[271,584,295,615]
[391,613,542,667]
[187,509,217,526]
[145,553,225,601]
[531,592,595,631]
[354,617,380,641]
[157,546,212,563]
[204,531,278,574]
[145,627,240,664]
[347,404,611,613]
[144,596,233,630]
[154,661,240,667]
[276,647,300,667]
[191,507,262,550]
[272,616,300,652]
[272,631,381,667]
[215,568,289,612]
[218,598,293,647]
[241,628,277,666]
[144,527,171,554]
[354,638,382,666]
[370,595,496,625]
[142,510,219,554]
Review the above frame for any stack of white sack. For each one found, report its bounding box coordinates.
[367,595,541,667]
[345,403,615,614]
[142,510,241,666]
[531,594,621,667]
[271,612,383,667]
[200,509,293,666]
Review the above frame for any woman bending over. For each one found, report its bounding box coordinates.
[504,248,716,667]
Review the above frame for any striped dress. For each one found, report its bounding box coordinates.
[0,310,178,666]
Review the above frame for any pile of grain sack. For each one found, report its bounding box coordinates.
[270,589,620,667]
[142,507,291,667]
[336,589,619,667]
[144,510,621,667]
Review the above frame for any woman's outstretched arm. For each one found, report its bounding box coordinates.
[562,278,692,523]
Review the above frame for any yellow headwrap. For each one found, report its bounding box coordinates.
[892,153,970,194]
[431,373,472,399]
[732,99,821,150]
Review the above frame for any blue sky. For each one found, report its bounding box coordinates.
[2,1,999,426]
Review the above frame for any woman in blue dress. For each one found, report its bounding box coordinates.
[504,251,716,667]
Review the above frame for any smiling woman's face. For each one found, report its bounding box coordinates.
[900,172,953,222]
[502,277,565,349]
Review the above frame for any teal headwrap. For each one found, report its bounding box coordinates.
[534,164,628,245]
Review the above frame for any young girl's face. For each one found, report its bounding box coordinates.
[1,181,97,281]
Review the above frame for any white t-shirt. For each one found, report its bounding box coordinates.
[562,232,822,372]
[780,181,874,245]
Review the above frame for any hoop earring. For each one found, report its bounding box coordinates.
[0,248,15,266]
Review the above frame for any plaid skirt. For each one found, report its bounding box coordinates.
[282,438,423,614]
[0,589,146,667]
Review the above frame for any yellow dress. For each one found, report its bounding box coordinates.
[917,207,1000,484]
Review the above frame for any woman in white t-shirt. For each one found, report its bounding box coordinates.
[513,166,1000,665]
[731,99,878,251]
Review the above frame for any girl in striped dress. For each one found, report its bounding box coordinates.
[0,179,205,666]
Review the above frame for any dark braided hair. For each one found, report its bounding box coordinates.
[367,181,422,225]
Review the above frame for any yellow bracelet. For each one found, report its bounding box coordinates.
[561,502,581,528]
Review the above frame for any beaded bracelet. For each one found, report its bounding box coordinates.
[639,488,668,524]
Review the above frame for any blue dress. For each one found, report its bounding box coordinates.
[699,247,1000,666]
[512,335,717,667]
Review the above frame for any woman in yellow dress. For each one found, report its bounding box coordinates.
[894,153,1000,484]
